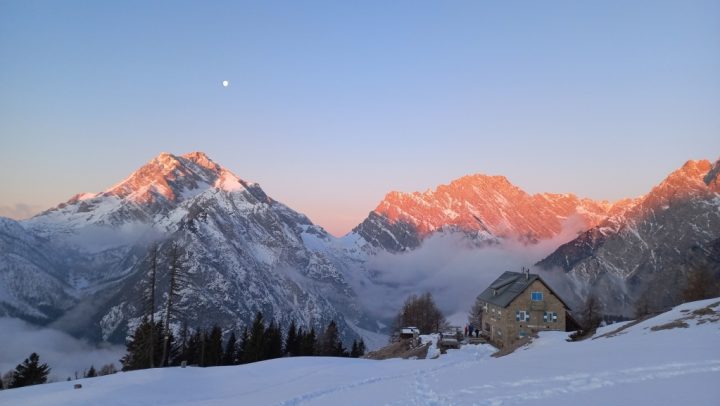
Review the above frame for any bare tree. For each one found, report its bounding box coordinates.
[160,242,190,367]
[394,292,447,334]
[145,244,158,368]
[468,295,484,329]
[682,265,720,303]
[580,293,602,331]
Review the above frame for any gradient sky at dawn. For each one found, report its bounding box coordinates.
[1,0,719,236]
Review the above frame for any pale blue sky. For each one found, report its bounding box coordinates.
[1,0,719,235]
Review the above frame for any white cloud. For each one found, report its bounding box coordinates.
[352,217,590,325]
[0,318,125,382]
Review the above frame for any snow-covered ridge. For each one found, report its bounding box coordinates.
[2,298,717,405]
[2,152,370,346]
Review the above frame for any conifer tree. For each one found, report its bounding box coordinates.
[285,320,299,357]
[161,243,181,367]
[357,338,366,357]
[223,331,237,365]
[186,329,203,366]
[319,320,344,356]
[9,353,50,388]
[145,244,159,368]
[243,312,265,363]
[301,327,317,356]
[237,327,249,364]
[121,318,151,371]
[262,321,283,360]
[98,364,117,376]
[85,365,97,378]
[205,325,224,366]
[350,340,359,358]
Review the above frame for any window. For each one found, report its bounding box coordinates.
[543,312,558,322]
[515,310,530,322]
[519,330,526,338]
[531,291,544,301]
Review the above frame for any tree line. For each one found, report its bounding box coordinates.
[120,242,365,372]
[120,311,366,371]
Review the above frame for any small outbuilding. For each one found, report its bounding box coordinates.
[478,269,571,348]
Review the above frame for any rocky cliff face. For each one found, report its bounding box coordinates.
[352,173,631,252]
[537,159,720,316]
[1,152,369,344]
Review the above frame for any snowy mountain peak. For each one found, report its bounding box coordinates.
[355,172,624,251]
[26,152,262,235]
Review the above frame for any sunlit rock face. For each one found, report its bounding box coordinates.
[353,173,629,252]
[537,159,720,316]
[1,152,367,345]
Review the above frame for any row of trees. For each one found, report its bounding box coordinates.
[124,242,365,372]
[121,311,366,371]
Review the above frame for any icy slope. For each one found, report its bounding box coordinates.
[2,298,718,405]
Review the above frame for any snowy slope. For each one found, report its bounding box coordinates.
[3,298,718,405]
[0,152,372,344]
[538,159,720,315]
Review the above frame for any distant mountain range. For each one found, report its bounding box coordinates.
[1,152,718,344]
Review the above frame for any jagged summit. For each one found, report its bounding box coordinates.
[354,172,630,252]
[26,152,261,234]
[104,151,248,203]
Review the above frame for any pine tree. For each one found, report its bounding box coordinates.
[121,318,151,371]
[85,365,97,378]
[161,242,190,367]
[350,340,359,358]
[285,320,299,357]
[223,331,237,365]
[301,327,317,356]
[237,327,249,364]
[205,325,224,367]
[9,353,50,388]
[186,329,203,366]
[357,338,366,357]
[319,321,344,356]
[98,364,117,376]
[120,319,166,371]
[243,312,265,363]
[262,321,283,360]
[172,322,190,366]
[145,244,159,368]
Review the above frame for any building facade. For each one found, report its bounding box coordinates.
[478,270,569,348]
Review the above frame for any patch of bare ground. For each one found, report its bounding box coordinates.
[492,333,537,358]
[649,302,719,331]
[594,315,655,339]
[650,320,690,331]
[364,340,430,360]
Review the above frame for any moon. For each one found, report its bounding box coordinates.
[222,80,229,88]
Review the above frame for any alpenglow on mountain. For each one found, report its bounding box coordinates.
[0,152,372,344]
[352,173,635,252]
[1,152,718,345]
[537,159,720,316]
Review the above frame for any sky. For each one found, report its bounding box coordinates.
[1,1,718,236]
